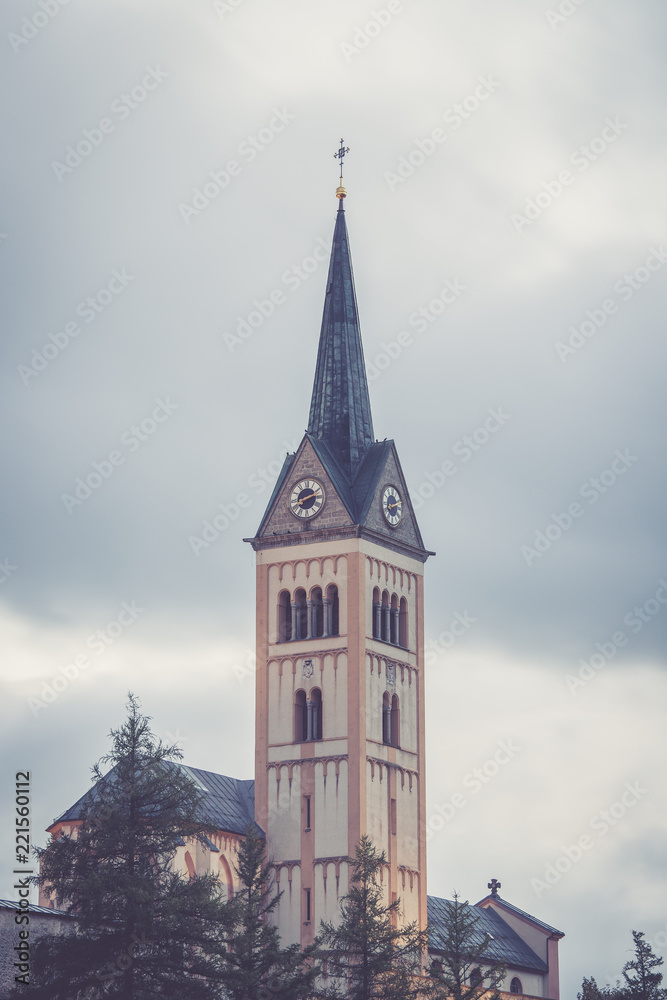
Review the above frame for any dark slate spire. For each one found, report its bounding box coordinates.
[307,202,374,477]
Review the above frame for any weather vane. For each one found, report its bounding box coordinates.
[334,138,349,200]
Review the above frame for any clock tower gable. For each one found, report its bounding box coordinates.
[255,435,355,541]
[353,440,428,557]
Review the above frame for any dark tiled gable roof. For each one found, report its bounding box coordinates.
[351,440,393,522]
[427,896,548,973]
[51,763,260,839]
[480,895,563,937]
[179,765,261,837]
[256,452,296,534]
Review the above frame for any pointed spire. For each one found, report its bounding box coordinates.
[307,200,374,477]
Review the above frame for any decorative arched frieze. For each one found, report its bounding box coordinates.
[268,754,346,775]
[367,756,418,790]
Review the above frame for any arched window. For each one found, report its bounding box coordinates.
[310,586,324,638]
[309,688,323,741]
[372,587,381,639]
[382,692,391,745]
[390,594,399,645]
[278,590,291,642]
[391,694,400,747]
[510,977,522,994]
[470,968,483,989]
[294,589,307,640]
[381,591,391,643]
[294,690,307,742]
[431,959,443,975]
[219,856,234,901]
[326,584,339,636]
[399,597,408,648]
[184,851,195,879]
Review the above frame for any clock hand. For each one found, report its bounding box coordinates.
[298,491,321,505]
[387,501,402,510]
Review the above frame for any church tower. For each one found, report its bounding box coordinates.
[247,163,433,948]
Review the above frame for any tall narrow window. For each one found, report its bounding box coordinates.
[382,692,391,745]
[304,887,311,922]
[309,688,323,741]
[391,694,400,748]
[399,597,408,648]
[381,591,391,643]
[310,587,324,638]
[278,590,291,642]
[390,594,399,645]
[326,584,339,636]
[294,589,307,640]
[294,690,307,742]
[390,797,397,835]
[304,795,311,830]
[372,587,381,639]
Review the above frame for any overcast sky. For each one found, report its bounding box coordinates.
[2,0,666,995]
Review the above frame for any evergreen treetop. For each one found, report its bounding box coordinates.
[428,891,506,1000]
[320,835,431,1000]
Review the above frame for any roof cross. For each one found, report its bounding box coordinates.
[488,878,501,897]
[334,138,350,181]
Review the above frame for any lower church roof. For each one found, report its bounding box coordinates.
[51,763,259,839]
[51,764,552,973]
[427,895,549,973]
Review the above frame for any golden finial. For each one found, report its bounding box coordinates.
[334,138,349,199]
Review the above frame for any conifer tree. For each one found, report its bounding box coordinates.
[427,891,506,1000]
[213,824,320,1000]
[577,976,623,1000]
[319,835,431,1000]
[25,694,228,999]
[621,931,667,1000]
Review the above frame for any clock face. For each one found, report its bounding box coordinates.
[381,485,403,527]
[289,478,325,520]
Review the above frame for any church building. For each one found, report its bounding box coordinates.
[27,162,563,999]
